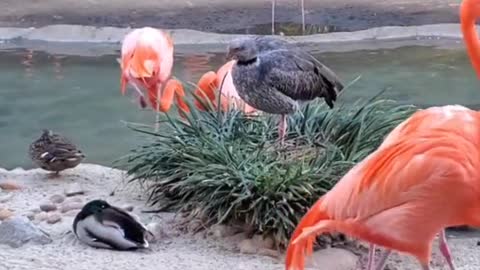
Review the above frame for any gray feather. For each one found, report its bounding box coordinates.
[228,36,344,115]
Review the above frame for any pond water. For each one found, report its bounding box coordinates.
[0,45,479,170]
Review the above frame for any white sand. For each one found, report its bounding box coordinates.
[0,164,478,270]
[0,164,281,270]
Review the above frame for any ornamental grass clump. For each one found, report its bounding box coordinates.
[118,87,416,248]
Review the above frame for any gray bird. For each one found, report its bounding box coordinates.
[29,129,85,176]
[226,36,344,144]
[73,200,152,250]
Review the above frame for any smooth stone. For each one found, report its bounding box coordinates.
[60,202,83,213]
[49,194,65,204]
[0,216,52,248]
[146,222,167,243]
[307,248,358,270]
[46,213,62,224]
[39,203,57,212]
[0,181,23,190]
[34,212,48,221]
[0,208,13,221]
[64,183,84,197]
[121,205,134,212]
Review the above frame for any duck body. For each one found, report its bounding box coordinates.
[29,129,85,174]
[73,200,152,250]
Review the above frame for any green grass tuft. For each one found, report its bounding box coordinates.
[116,87,417,248]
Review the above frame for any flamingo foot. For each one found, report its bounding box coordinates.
[439,230,456,270]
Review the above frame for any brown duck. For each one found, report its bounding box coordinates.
[29,129,85,175]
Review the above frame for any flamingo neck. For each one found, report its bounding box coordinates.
[461,0,480,79]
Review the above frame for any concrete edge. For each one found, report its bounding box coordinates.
[0,23,473,56]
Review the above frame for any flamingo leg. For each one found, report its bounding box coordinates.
[271,0,276,34]
[366,244,375,270]
[278,114,287,144]
[439,229,456,270]
[374,249,392,270]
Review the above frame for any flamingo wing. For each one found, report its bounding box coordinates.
[291,107,480,266]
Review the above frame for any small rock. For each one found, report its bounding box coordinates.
[238,239,257,254]
[0,193,14,203]
[64,197,83,204]
[208,224,239,239]
[0,209,13,221]
[49,194,65,204]
[39,203,57,212]
[122,205,134,212]
[46,213,61,224]
[60,202,83,213]
[252,234,274,249]
[25,212,36,221]
[0,181,23,190]
[34,212,48,222]
[64,183,84,197]
[257,248,280,258]
[63,210,80,217]
[0,216,52,247]
[307,248,358,270]
[146,222,167,243]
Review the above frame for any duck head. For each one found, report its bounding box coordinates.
[80,199,110,215]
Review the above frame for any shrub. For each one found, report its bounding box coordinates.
[117,88,417,248]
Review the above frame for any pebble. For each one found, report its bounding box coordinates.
[60,202,83,213]
[0,217,52,247]
[146,222,167,243]
[64,197,83,204]
[64,183,84,197]
[64,210,80,217]
[34,212,48,222]
[307,248,358,270]
[238,239,257,254]
[122,205,134,212]
[25,212,36,221]
[39,203,57,212]
[0,193,14,203]
[0,209,13,221]
[0,181,23,191]
[251,234,274,249]
[46,213,62,224]
[49,194,65,204]
[208,224,239,239]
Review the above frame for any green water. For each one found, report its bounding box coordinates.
[1,46,479,170]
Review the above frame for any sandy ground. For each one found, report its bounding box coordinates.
[0,0,463,33]
[0,164,479,270]
[0,164,282,270]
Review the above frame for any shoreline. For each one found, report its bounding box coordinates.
[0,23,473,56]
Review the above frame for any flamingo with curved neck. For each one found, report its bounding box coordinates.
[193,60,258,115]
[119,27,190,118]
[461,0,480,78]
[284,1,480,270]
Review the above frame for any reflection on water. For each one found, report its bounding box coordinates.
[0,46,479,169]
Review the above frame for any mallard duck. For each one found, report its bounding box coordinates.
[29,129,85,175]
[73,200,152,250]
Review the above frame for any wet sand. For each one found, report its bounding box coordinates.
[0,0,463,34]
